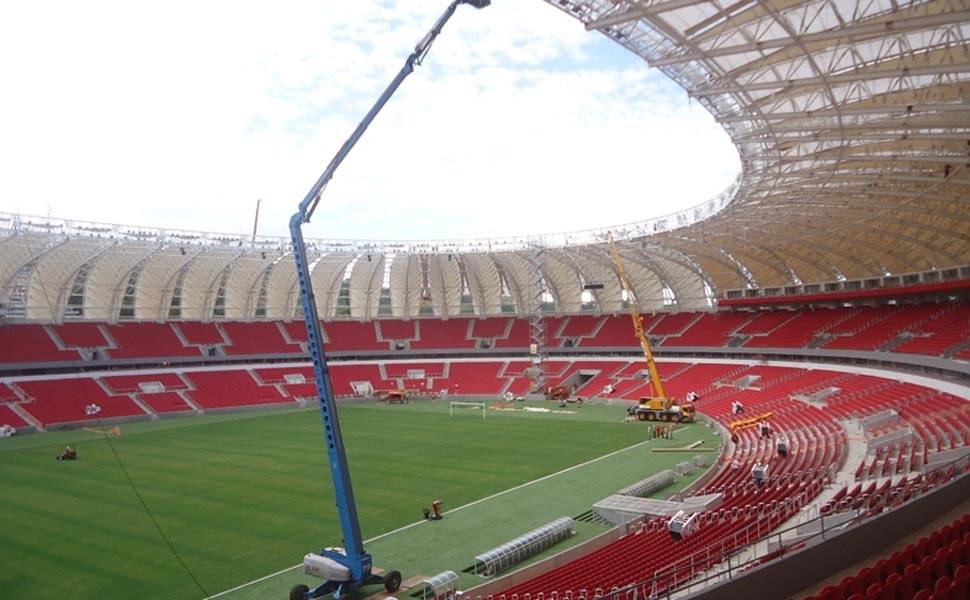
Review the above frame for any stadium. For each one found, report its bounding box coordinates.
[1,1,969,600]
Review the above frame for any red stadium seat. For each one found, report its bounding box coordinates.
[934,577,954,597]
[863,583,884,600]
[950,571,969,600]
[882,573,901,600]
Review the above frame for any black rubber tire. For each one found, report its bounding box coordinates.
[384,570,403,593]
[289,584,310,600]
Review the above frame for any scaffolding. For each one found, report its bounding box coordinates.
[526,241,547,394]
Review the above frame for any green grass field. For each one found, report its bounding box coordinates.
[0,401,720,600]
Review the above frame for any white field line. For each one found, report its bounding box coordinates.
[203,429,685,599]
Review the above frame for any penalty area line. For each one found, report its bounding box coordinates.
[203,429,682,599]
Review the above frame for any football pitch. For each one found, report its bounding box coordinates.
[0,400,720,600]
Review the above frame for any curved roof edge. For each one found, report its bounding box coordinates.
[0,176,739,254]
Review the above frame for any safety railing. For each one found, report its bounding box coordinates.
[598,457,967,600]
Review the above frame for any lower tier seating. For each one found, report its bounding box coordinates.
[16,379,146,425]
[0,405,29,428]
[804,514,969,600]
[139,392,194,413]
[184,370,287,409]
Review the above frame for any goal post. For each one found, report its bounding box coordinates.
[450,401,486,421]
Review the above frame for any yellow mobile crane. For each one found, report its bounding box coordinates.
[608,233,696,423]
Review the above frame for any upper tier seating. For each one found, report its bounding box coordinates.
[281,321,309,343]
[0,324,79,363]
[221,322,302,355]
[1,304,967,367]
[745,309,850,348]
[323,322,386,351]
[823,304,942,351]
[583,315,648,347]
[52,323,109,348]
[664,312,753,347]
[892,304,970,356]
[493,320,529,349]
[412,320,474,350]
[105,323,200,358]
[174,322,225,345]
[469,318,510,339]
[559,315,603,338]
[376,319,417,341]
[651,312,700,336]
[739,311,797,334]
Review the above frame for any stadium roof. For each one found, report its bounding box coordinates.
[1,0,967,321]
[548,0,969,290]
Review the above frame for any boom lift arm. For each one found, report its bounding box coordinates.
[288,2,490,599]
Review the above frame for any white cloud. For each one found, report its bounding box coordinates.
[0,0,739,242]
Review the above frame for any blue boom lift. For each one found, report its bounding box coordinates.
[287,2,490,599]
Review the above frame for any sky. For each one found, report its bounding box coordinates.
[0,0,739,242]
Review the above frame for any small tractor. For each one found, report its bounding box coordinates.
[546,385,571,402]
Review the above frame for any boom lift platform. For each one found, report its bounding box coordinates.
[287,2,490,599]
[607,234,696,424]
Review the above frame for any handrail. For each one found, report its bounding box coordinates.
[594,457,967,600]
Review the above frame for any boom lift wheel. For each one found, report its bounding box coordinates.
[290,584,310,600]
[384,570,403,593]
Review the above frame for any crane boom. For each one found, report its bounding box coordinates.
[607,233,667,399]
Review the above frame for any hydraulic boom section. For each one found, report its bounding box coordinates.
[607,233,695,423]
[287,2,490,599]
